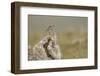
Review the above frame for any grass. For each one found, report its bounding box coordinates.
[28,31,88,59]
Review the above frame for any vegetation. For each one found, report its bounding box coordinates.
[28,31,88,59]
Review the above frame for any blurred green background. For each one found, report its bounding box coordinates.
[28,15,88,59]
